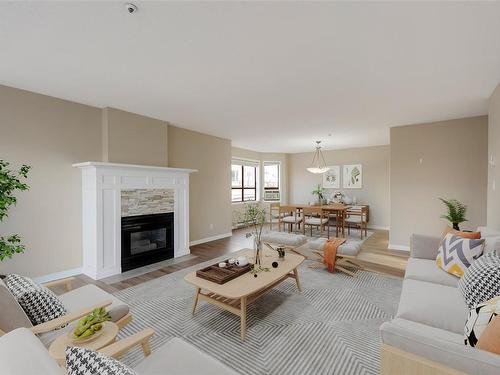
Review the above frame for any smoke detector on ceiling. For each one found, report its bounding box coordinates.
[125,3,138,14]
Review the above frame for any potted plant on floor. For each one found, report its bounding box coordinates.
[439,198,467,231]
[0,160,31,262]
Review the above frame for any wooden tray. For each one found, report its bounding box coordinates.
[196,260,252,284]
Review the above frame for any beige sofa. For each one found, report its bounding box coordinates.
[380,232,500,375]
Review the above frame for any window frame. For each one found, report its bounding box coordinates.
[231,163,258,203]
[263,162,280,190]
[263,161,281,202]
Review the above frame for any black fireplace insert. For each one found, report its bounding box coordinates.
[121,212,174,272]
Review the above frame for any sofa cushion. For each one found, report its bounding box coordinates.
[0,284,33,332]
[464,296,500,347]
[396,279,468,334]
[308,237,362,256]
[59,284,129,323]
[66,346,137,375]
[261,231,307,247]
[442,226,481,239]
[134,337,236,375]
[404,258,458,287]
[381,318,500,375]
[458,254,500,309]
[477,315,500,354]
[0,328,64,375]
[478,227,500,237]
[436,234,484,277]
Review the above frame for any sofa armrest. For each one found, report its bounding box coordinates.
[99,328,154,359]
[30,300,112,334]
[410,234,441,260]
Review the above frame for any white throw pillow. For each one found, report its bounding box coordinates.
[464,296,500,347]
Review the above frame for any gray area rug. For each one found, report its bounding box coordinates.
[114,254,402,374]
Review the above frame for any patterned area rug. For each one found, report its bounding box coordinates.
[114,254,402,375]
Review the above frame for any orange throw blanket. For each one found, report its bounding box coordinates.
[323,238,346,273]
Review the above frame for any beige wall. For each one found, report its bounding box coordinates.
[231,147,289,226]
[288,145,391,229]
[0,85,102,277]
[488,84,500,230]
[390,116,488,248]
[103,108,168,166]
[168,125,232,242]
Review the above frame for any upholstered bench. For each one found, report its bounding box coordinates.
[261,231,308,247]
[294,237,364,276]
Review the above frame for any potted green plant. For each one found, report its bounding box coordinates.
[312,184,327,205]
[439,198,467,231]
[0,160,31,261]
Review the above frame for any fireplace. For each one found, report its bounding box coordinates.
[121,212,174,272]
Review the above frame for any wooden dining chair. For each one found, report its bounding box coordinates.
[345,205,368,239]
[269,202,281,231]
[279,206,302,233]
[302,207,329,238]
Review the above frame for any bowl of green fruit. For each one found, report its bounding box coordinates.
[71,307,111,343]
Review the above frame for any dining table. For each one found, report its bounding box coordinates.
[288,203,350,237]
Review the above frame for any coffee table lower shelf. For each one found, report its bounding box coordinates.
[191,267,302,340]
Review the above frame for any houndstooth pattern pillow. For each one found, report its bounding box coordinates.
[459,254,500,308]
[4,274,67,326]
[66,347,137,375]
[4,274,39,298]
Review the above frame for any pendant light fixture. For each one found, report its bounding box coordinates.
[306,141,329,174]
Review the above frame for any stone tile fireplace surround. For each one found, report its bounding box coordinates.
[74,162,196,280]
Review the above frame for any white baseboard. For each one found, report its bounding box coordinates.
[368,225,390,231]
[388,243,411,252]
[190,232,232,246]
[33,267,82,284]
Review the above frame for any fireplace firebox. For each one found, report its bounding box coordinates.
[121,212,174,272]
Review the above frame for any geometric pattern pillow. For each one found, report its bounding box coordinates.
[458,254,500,308]
[3,274,67,326]
[436,234,485,277]
[66,347,137,375]
[464,295,500,347]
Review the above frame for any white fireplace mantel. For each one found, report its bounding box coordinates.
[74,162,197,280]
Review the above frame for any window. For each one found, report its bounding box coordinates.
[264,163,279,189]
[263,162,281,201]
[231,161,258,202]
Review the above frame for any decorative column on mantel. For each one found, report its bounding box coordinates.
[73,162,197,280]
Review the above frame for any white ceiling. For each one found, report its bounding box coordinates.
[2,1,500,153]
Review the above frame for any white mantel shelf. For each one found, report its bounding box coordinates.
[74,161,197,280]
[72,161,197,174]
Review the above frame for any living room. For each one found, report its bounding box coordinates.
[1,2,500,375]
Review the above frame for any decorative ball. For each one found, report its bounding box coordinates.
[272,261,278,268]
[254,274,258,278]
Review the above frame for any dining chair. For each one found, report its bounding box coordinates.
[279,206,302,233]
[345,205,368,239]
[302,207,329,238]
[269,202,281,231]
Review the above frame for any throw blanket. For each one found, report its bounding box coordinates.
[323,238,347,273]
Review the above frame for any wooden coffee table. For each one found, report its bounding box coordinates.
[49,321,119,366]
[184,248,305,340]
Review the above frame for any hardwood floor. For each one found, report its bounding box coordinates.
[67,227,407,294]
